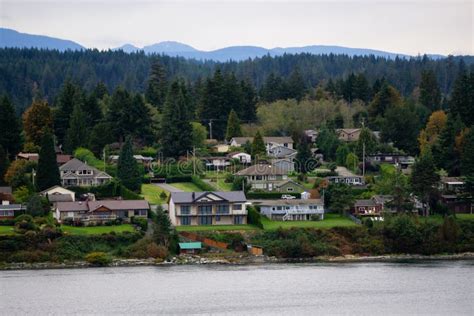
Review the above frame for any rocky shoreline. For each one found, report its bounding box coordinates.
[1,252,473,270]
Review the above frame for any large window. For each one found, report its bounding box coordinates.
[198,205,212,215]
[232,204,242,211]
[180,205,191,215]
[234,215,245,224]
[199,216,212,225]
[216,204,229,214]
[180,217,191,225]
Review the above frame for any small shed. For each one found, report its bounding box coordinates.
[179,242,202,254]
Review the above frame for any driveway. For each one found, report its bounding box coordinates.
[154,183,183,192]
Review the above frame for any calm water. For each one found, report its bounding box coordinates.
[1,261,473,315]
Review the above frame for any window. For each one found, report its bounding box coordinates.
[140,210,147,216]
[216,204,229,214]
[287,187,294,192]
[234,215,244,224]
[283,143,288,147]
[180,217,191,225]
[134,210,140,216]
[256,175,263,180]
[276,206,282,211]
[199,216,212,225]
[216,215,221,222]
[180,205,191,215]
[232,204,242,211]
[198,205,212,215]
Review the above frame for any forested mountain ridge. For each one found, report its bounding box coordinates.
[1,47,472,112]
[0,28,85,51]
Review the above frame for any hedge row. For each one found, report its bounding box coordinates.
[191,175,216,191]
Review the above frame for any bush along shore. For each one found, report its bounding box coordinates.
[0,214,473,270]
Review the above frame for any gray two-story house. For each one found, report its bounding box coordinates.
[168,191,248,226]
[235,164,304,192]
[60,158,112,187]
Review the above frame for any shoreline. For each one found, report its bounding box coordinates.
[1,252,473,271]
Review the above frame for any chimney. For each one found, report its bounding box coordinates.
[2,200,10,205]
[192,192,195,200]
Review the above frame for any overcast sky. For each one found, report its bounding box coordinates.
[1,0,472,55]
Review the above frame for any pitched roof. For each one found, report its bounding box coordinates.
[56,200,150,212]
[60,158,97,171]
[440,177,464,184]
[40,185,75,195]
[236,164,285,176]
[0,186,12,194]
[170,191,247,204]
[179,242,202,249]
[56,154,72,164]
[47,194,74,203]
[337,128,361,135]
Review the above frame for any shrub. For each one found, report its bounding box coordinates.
[0,219,15,226]
[247,206,263,229]
[191,175,216,191]
[8,250,50,263]
[131,217,148,231]
[85,252,112,266]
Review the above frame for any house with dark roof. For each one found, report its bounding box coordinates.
[336,129,361,142]
[40,185,76,204]
[16,152,72,166]
[59,158,112,187]
[55,199,149,224]
[169,191,248,226]
[235,164,288,191]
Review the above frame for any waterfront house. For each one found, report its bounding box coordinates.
[179,242,202,254]
[255,198,325,221]
[59,158,112,187]
[168,191,248,226]
[327,166,365,186]
[55,199,149,224]
[0,201,25,219]
[109,155,154,170]
[439,177,465,193]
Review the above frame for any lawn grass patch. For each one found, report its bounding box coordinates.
[171,182,203,192]
[0,226,15,235]
[61,224,136,235]
[261,213,357,230]
[140,184,168,205]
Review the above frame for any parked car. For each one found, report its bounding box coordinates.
[281,194,296,200]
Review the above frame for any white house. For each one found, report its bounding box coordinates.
[255,198,325,221]
[227,152,251,164]
[40,185,76,203]
[230,137,294,152]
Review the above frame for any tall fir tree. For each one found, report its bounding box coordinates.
[295,135,313,174]
[54,81,83,146]
[0,96,21,159]
[225,109,242,141]
[461,128,474,199]
[419,70,442,111]
[161,81,192,158]
[146,59,168,109]
[434,114,463,175]
[251,131,266,160]
[450,72,474,126]
[239,80,257,122]
[0,145,9,185]
[64,103,89,154]
[410,150,439,216]
[287,68,306,102]
[36,133,60,191]
[117,136,141,191]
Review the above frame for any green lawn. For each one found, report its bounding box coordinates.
[0,226,15,235]
[456,214,474,221]
[171,182,203,192]
[140,184,168,205]
[426,214,474,224]
[61,224,136,235]
[261,213,357,230]
[176,224,259,232]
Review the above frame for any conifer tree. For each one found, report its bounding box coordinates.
[36,133,60,191]
[336,144,350,166]
[296,135,313,174]
[0,96,21,159]
[419,70,442,111]
[450,72,474,126]
[225,109,242,141]
[64,103,89,154]
[146,59,168,109]
[161,81,192,158]
[117,136,141,191]
[251,131,266,160]
[54,81,83,146]
[410,150,439,216]
[461,128,474,199]
[434,114,463,175]
[0,145,9,185]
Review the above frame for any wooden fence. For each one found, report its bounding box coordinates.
[179,231,229,250]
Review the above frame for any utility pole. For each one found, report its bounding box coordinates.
[103,147,106,172]
[192,146,196,176]
[361,118,366,177]
[208,119,214,140]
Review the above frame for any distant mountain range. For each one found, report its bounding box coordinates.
[1,27,446,61]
